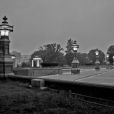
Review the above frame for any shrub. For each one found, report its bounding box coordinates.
[41,63,59,67]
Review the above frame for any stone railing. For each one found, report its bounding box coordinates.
[13,67,62,77]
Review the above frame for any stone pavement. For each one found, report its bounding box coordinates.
[38,68,114,101]
[38,68,111,85]
[77,69,114,86]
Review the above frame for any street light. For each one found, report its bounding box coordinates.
[11,55,16,68]
[106,54,110,69]
[0,16,13,36]
[71,40,80,74]
[106,54,109,59]
[0,16,13,79]
[113,56,114,65]
[95,49,100,70]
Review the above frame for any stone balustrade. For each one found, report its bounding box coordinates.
[13,67,62,77]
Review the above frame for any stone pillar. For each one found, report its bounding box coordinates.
[32,60,34,67]
[0,16,14,77]
[37,59,40,67]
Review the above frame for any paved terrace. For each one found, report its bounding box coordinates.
[38,68,114,101]
[7,68,114,101]
[77,69,114,86]
[38,68,110,85]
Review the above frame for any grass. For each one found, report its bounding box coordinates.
[0,80,114,114]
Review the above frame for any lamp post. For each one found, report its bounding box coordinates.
[11,55,16,68]
[112,56,114,69]
[0,16,13,79]
[71,40,80,74]
[106,54,110,69]
[95,49,100,70]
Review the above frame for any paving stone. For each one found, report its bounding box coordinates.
[38,68,108,82]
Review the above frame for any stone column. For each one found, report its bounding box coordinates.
[37,59,40,67]
[32,60,34,67]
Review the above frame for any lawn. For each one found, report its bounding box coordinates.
[0,80,114,114]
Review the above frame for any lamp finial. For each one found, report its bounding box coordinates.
[2,16,8,24]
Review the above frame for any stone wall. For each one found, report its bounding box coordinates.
[13,67,62,77]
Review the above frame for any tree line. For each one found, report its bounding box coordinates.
[22,38,114,67]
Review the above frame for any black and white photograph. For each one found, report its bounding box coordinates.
[0,0,114,113]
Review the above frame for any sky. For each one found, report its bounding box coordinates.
[0,0,114,55]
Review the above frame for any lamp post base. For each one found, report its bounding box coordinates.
[106,65,110,69]
[95,59,100,71]
[95,65,100,71]
[71,68,80,74]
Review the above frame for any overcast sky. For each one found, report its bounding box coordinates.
[0,0,114,55]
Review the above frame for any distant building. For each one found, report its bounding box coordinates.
[20,55,31,64]
[11,51,21,67]
[11,51,30,67]
[32,56,43,68]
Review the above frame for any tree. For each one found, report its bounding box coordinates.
[65,38,74,53]
[65,52,74,66]
[78,53,89,65]
[21,62,30,67]
[65,38,89,65]
[30,43,65,66]
[65,38,74,66]
[107,45,114,64]
[44,43,63,63]
[107,45,114,54]
[88,49,105,64]
[30,47,46,62]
